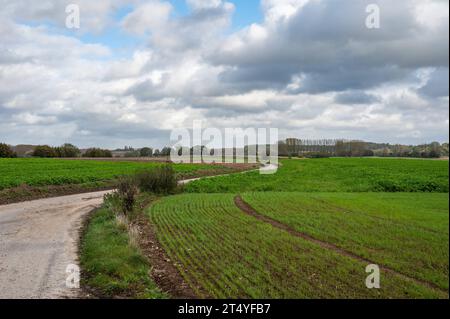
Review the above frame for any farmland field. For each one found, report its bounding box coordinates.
[241,192,449,290]
[76,156,449,299]
[185,158,449,193]
[0,158,247,190]
[148,194,448,298]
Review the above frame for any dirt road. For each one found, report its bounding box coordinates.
[0,165,273,299]
[0,191,111,299]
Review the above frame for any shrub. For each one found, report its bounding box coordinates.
[304,152,331,159]
[116,176,138,214]
[135,165,177,194]
[33,145,57,158]
[0,143,17,158]
[140,147,153,157]
[54,143,81,158]
[83,148,113,158]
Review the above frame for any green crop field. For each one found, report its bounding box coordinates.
[148,193,448,299]
[241,192,449,290]
[75,156,448,299]
[0,158,233,190]
[185,158,449,193]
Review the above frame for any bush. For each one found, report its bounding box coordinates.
[135,165,177,194]
[83,148,113,158]
[116,176,138,214]
[0,143,17,158]
[304,152,331,159]
[33,145,57,158]
[54,143,81,158]
[140,147,153,157]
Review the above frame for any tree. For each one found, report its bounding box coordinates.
[83,148,113,158]
[335,140,348,157]
[429,142,441,158]
[160,147,172,157]
[153,149,161,157]
[277,141,288,157]
[55,143,81,158]
[0,143,17,158]
[33,145,57,158]
[140,147,153,157]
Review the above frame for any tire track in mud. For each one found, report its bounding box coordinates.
[233,195,448,295]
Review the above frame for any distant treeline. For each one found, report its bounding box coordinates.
[1,140,449,159]
[0,143,114,158]
[29,144,114,158]
[279,139,449,158]
[114,146,172,158]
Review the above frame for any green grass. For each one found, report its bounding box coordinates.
[241,192,449,290]
[80,206,166,299]
[148,193,447,299]
[0,158,233,190]
[185,158,449,193]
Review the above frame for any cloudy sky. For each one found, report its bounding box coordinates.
[0,0,448,148]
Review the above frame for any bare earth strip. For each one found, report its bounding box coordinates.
[0,191,111,299]
[134,214,202,299]
[234,195,448,295]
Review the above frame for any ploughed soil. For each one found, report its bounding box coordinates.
[134,214,207,299]
[0,182,114,206]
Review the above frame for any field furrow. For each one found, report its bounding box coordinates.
[148,194,447,299]
[241,192,449,290]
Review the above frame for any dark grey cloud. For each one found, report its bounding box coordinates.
[419,67,449,98]
[218,64,293,93]
[210,0,449,94]
[125,78,168,102]
[335,91,380,105]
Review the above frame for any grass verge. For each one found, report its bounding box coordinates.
[80,205,166,299]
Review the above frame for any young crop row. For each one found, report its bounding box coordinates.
[148,194,446,298]
[184,158,449,193]
[0,158,224,190]
[242,192,450,291]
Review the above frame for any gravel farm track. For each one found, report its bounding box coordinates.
[0,166,264,299]
[0,191,111,299]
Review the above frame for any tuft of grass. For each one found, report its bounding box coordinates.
[80,207,166,299]
[135,165,178,194]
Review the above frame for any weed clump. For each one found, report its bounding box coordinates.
[117,175,138,214]
[136,165,178,194]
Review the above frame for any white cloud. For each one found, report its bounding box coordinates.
[0,0,448,148]
[262,0,310,23]
[121,1,173,35]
